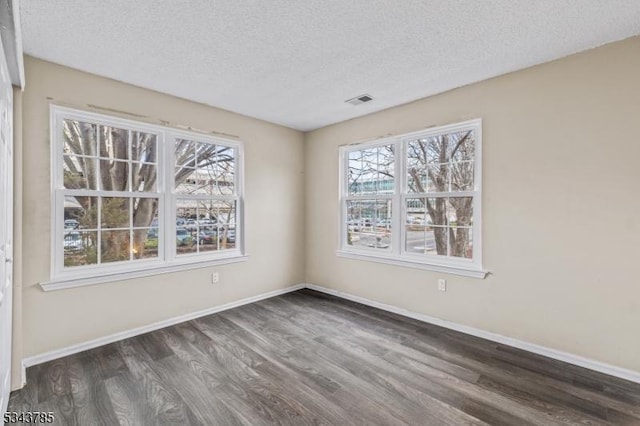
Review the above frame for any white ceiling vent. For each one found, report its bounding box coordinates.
[345,94,374,106]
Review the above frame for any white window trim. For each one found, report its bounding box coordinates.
[338,119,487,279]
[40,254,249,291]
[43,105,246,291]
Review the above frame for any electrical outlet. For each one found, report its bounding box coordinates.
[211,271,219,284]
[438,279,447,292]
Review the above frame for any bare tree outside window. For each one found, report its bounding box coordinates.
[62,120,236,267]
[406,130,474,258]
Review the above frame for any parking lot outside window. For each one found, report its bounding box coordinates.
[338,119,485,278]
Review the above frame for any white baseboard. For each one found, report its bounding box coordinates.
[305,283,640,384]
[21,283,305,377]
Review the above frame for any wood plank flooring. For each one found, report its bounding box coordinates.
[8,289,640,425]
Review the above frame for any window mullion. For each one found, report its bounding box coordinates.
[405,191,475,198]
[95,125,102,266]
[129,197,133,261]
[61,189,159,198]
[164,132,174,263]
[394,140,403,256]
[173,193,238,202]
[96,124,101,191]
[97,196,102,265]
[52,117,62,276]
[339,148,346,249]
[128,130,133,261]
[344,194,394,201]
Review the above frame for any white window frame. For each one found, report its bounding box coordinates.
[43,106,246,291]
[337,119,486,278]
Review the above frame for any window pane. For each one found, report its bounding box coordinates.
[100,159,130,191]
[175,168,198,194]
[406,150,448,193]
[198,145,236,195]
[197,200,216,224]
[406,198,431,254]
[406,140,427,193]
[427,164,449,192]
[197,224,219,253]
[196,201,216,253]
[176,226,196,254]
[176,199,197,255]
[405,224,437,255]
[406,197,426,225]
[63,156,98,190]
[407,130,474,193]
[426,136,449,165]
[406,166,427,194]
[346,200,391,250]
[63,120,98,157]
[217,199,236,249]
[131,131,157,163]
[406,197,473,258]
[424,197,447,227]
[447,197,473,227]
[176,198,198,225]
[450,130,475,163]
[63,231,97,267]
[65,196,98,229]
[424,198,449,255]
[209,200,236,227]
[217,225,236,250]
[408,166,447,193]
[194,142,216,168]
[175,142,236,196]
[448,196,474,258]
[175,139,196,167]
[132,198,158,228]
[449,227,473,259]
[132,163,157,192]
[99,125,129,161]
[101,197,130,228]
[408,197,449,227]
[217,146,236,195]
[133,228,159,260]
[406,198,447,256]
[451,161,474,192]
[348,145,394,195]
[101,230,131,263]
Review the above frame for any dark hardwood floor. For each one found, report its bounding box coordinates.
[8,289,640,425]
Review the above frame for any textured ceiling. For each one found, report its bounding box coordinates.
[20,1,640,131]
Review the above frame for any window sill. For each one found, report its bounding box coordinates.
[40,254,249,292]
[336,250,487,279]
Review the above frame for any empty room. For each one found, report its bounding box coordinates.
[1,1,640,425]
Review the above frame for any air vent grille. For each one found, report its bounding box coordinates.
[345,94,374,106]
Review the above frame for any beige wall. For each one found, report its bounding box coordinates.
[305,36,640,373]
[19,57,305,358]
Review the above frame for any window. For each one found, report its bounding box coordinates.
[174,139,237,255]
[339,119,485,278]
[49,106,244,288]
